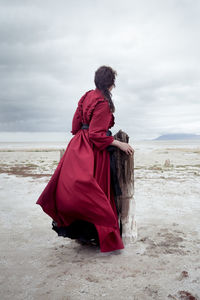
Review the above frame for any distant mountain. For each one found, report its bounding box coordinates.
[154,133,200,140]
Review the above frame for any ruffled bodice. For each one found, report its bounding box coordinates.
[71,89,115,135]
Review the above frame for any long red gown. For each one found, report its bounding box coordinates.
[36,88,124,252]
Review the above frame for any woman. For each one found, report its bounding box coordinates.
[36,65,134,252]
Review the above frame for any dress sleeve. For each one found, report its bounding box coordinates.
[71,106,82,135]
[71,90,93,135]
[88,101,114,150]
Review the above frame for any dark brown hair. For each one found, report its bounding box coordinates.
[94,65,117,113]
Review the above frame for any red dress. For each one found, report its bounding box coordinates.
[36,88,124,252]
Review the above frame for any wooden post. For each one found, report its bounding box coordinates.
[113,130,137,244]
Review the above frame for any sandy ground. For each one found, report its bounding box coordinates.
[0,143,200,300]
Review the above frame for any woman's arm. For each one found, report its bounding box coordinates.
[88,101,115,150]
[110,139,134,155]
[71,91,92,135]
[71,106,82,135]
[89,100,134,154]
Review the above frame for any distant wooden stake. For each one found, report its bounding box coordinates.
[60,149,65,160]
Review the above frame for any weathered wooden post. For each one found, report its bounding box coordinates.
[113,130,137,244]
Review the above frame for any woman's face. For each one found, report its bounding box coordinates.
[108,85,114,91]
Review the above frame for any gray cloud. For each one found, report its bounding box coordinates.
[0,0,200,139]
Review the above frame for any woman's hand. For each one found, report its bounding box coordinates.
[118,141,134,155]
[110,140,134,155]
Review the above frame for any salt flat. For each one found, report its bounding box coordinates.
[0,140,200,300]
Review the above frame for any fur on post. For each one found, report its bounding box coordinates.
[113,130,137,243]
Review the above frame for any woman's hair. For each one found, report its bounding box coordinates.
[94,65,117,113]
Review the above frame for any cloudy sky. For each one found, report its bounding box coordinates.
[0,0,200,140]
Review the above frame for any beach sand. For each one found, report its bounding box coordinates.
[0,142,200,300]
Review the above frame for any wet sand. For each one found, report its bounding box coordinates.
[0,143,200,299]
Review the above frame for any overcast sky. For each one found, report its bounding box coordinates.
[0,0,200,140]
